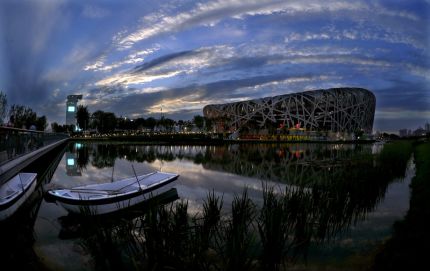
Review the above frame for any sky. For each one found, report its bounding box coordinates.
[0,0,429,133]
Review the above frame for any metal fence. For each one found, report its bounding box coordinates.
[0,126,69,165]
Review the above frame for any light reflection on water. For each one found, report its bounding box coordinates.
[32,142,412,270]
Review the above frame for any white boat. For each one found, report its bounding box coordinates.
[46,171,179,215]
[0,172,38,220]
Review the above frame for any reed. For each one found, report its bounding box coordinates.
[140,200,169,268]
[222,188,257,270]
[78,215,132,270]
[167,200,190,267]
[283,185,314,261]
[258,184,288,270]
[201,189,223,248]
[191,190,224,270]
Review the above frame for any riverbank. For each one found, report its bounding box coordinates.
[372,141,430,270]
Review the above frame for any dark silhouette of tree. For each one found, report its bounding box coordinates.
[8,104,37,129]
[51,122,72,133]
[0,91,7,124]
[193,115,204,130]
[91,110,103,131]
[134,118,146,130]
[158,116,175,131]
[103,112,117,132]
[76,105,90,131]
[204,117,213,132]
[35,116,47,131]
[91,110,117,133]
[146,117,157,130]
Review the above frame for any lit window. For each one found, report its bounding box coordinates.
[68,106,75,112]
[67,158,75,166]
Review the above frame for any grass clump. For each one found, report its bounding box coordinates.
[258,184,289,271]
[223,188,257,270]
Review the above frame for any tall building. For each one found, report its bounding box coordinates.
[203,87,376,134]
[66,94,83,127]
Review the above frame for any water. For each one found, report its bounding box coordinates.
[1,142,414,270]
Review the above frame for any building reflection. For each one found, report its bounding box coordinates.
[66,152,81,176]
[65,142,88,176]
[69,142,377,186]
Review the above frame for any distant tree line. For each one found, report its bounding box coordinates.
[51,105,214,134]
[0,91,47,131]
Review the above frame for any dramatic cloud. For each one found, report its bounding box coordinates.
[0,0,428,133]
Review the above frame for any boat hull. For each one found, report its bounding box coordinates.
[58,181,176,215]
[47,171,179,215]
[0,173,38,220]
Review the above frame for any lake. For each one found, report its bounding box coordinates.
[0,141,414,270]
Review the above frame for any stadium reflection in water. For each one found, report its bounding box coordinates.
[25,142,413,269]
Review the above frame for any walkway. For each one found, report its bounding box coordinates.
[0,127,69,185]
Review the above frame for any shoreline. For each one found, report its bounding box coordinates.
[70,135,376,145]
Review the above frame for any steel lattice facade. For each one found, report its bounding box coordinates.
[203,87,375,133]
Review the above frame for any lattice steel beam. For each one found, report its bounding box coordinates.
[203,88,375,133]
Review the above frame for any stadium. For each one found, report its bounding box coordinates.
[203,87,375,139]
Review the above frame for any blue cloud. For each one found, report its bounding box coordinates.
[0,0,428,132]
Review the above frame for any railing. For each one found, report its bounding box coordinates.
[0,126,69,165]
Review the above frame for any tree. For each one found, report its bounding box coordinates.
[103,112,117,132]
[51,122,60,132]
[0,91,7,124]
[76,105,90,131]
[134,117,146,131]
[51,122,71,133]
[193,115,205,130]
[117,116,136,131]
[204,117,213,132]
[145,117,157,130]
[8,104,37,129]
[35,116,47,131]
[91,110,117,133]
[91,110,104,131]
[158,117,175,132]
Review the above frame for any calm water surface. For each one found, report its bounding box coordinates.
[8,142,414,270]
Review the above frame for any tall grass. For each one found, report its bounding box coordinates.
[193,190,223,270]
[223,188,256,270]
[258,184,289,270]
[200,189,223,249]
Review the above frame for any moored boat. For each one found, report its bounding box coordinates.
[0,172,38,220]
[46,171,179,215]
